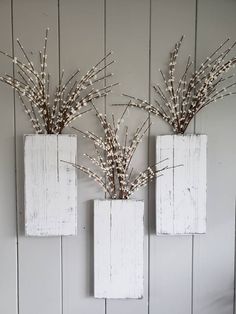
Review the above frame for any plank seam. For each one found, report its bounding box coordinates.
[104,0,107,116]
[147,0,152,312]
[11,1,20,313]
[172,136,175,232]
[192,0,199,313]
[104,0,107,313]
[233,199,236,314]
[57,1,64,313]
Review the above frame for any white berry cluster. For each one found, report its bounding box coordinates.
[0,29,118,134]
[64,103,169,199]
[123,36,236,134]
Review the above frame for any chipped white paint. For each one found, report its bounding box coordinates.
[156,134,207,235]
[94,199,144,299]
[24,134,77,236]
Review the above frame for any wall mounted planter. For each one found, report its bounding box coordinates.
[24,134,77,236]
[156,134,207,235]
[94,199,144,299]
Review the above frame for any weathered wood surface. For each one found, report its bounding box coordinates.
[94,200,144,299]
[24,134,77,236]
[156,134,207,235]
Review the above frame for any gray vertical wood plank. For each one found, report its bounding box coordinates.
[106,0,149,313]
[59,1,106,313]
[149,0,196,313]
[0,1,17,314]
[194,1,236,313]
[13,1,62,313]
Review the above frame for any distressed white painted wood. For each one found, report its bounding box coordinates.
[94,199,144,299]
[156,134,207,235]
[24,134,77,236]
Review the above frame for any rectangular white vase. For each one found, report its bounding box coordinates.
[156,134,207,235]
[94,199,144,299]
[24,134,77,236]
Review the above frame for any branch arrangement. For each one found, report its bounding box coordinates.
[63,103,170,199]
[0,28,117,134]
[122,36,236,134]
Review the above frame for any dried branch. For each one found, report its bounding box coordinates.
[65,105,169,199]
[0,28,117,134]
[120,37,236,134]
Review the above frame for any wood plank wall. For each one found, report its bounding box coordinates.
[0,0,236,314]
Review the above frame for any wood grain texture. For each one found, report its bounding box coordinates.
[156,134,207,235]
[94,200,144,299]
[24,134,77,236]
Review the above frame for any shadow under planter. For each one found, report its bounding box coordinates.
[94,199,144,299]
[24,134,77,236]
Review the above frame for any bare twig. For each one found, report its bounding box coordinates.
[120,37,236,134]
[66,106,168,199]
[0,29,117,134]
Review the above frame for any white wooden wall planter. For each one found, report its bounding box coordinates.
[94,199,144,299]
[24,134,77,236]
[156,134,207,235]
